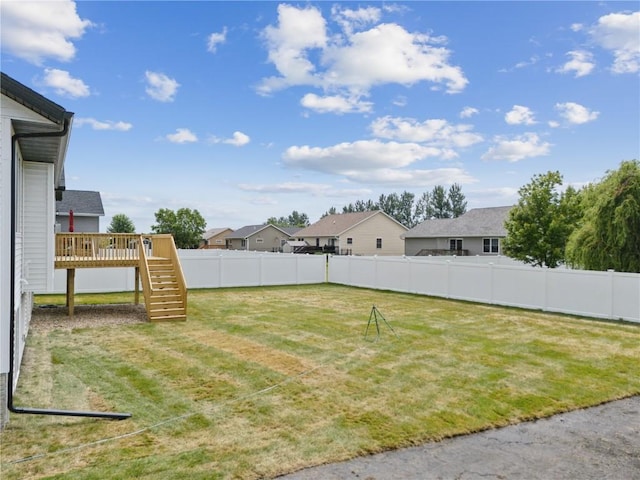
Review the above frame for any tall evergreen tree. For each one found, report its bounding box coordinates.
[431,185,451,219]
[448,183,467,218]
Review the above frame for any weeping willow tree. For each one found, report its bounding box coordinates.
[566,160,640,273]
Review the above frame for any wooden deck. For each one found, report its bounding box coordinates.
[55,233,149,268]
[54,233,188,321]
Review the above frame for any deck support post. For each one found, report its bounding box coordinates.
[134,266,140,305]
[66,268,75,317]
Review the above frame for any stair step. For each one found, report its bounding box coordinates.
[149,306,184,315]
[141,254,186,322]
[150,314,187,322]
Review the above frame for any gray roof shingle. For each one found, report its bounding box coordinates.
[403,206,513,238]
[56,190,104,216]
[227,224,298,239]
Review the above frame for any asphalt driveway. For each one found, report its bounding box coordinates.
[278,395,640,480]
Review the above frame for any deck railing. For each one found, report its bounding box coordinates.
[55,233,147,267]
[416,248,470,257]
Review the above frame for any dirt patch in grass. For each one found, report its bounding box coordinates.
[30,304,147,332]
[181,329,317,376]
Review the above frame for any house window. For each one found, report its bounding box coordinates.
[347,237,353,245]
[376,238,382,249]
[483,238,500,254]
[241,239,246,247]
[316,238,320,247]
[449,238,462,251]
[256,238,264,244]
[215,239,223,244]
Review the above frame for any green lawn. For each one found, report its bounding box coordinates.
[2,284,639,479]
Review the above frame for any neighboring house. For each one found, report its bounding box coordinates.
[402,206,513,256]
[55,189,104,232]
[294,211,408,256]
[225,224,300,252]
[200,227,233,249]
[1,72,74,427]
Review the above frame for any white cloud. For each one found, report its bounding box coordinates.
[505,105,536,125]
[322,23,468,94]
[548,120,560,128]
[238,182,332,195]
[589,11,640,74]
[259,4,327,94]
[342,167,477,187]
[258,4,468,97]
[209,131,251,146]
[207,27,227,53]
[225,131,250,146]
[481,133,551,162]
[370,116,483,148]
[556,50,595,77]
[460,107,479,118]
[166,128,197,143]
[283,139,442,175]
[0,0,92,64]
[145,71,180,102]
[75,118,132,131]
[331,5,381,35]
[300,93,373,114]
[40,68,90,98]
[555,102,599,124]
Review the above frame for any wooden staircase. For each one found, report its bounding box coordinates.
[146,258,187,321]
[138,235,187,322]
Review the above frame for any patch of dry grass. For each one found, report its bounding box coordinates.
[1,284,639,479]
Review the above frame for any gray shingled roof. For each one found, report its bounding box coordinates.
[295,211,391,237]
[56,190,104,216]
[403,206,513,238]
[227,224,295,239]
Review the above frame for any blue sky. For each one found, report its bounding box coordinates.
[2,1,638,232]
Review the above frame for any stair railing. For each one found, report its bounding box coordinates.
[138,235,153,317]
[149,234,188,317]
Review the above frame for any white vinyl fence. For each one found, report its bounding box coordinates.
[328,256,639,323]
[51,250,326,293]
[49,251,639,323]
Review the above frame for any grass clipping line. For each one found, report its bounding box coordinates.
[3,285,640,480]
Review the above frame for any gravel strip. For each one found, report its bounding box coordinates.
[30,304,148,332]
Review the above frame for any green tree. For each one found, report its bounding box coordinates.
[107,213,135,233]
[151,207,206,249]
[267,211,310,227]
[503,171,580,268]
[566,160,640,272]
[448,183,467,218]
[431,185,451,219]
[413,191,434,224]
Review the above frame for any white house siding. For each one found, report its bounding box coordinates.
[22,162,55,292]
[1,94,59,427]
[342,214,406,256]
